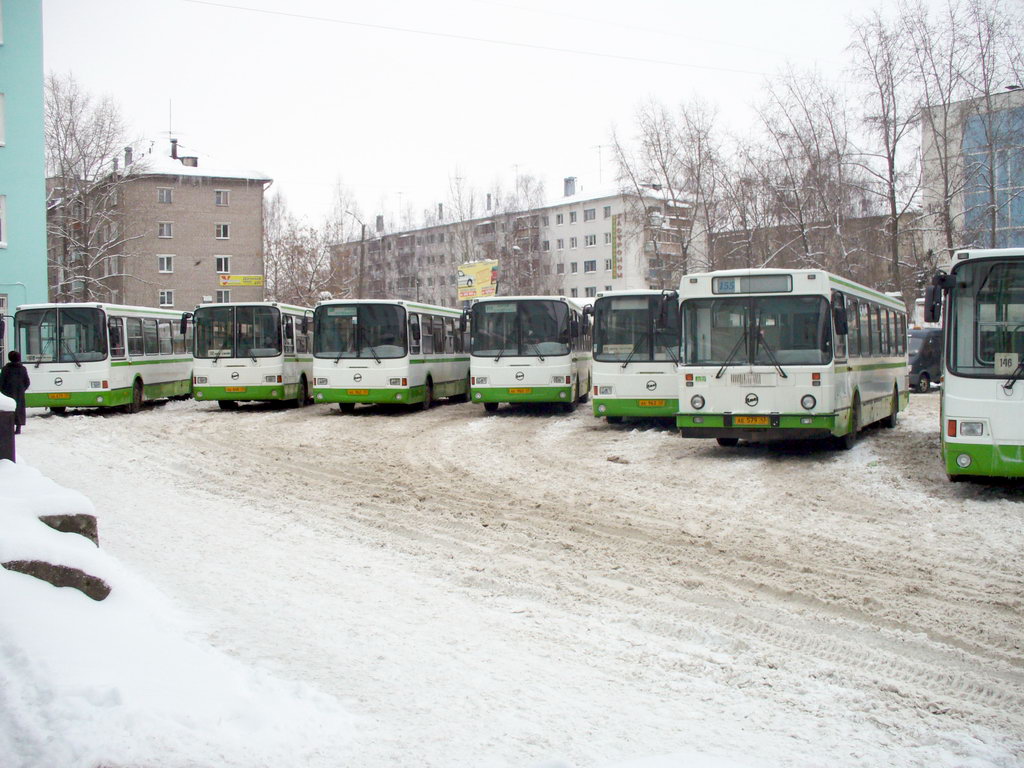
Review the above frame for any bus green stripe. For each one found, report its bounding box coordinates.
[110,358,192,366]
[835,361,907,372]
[828,276,905,309]
[409,357,471,364]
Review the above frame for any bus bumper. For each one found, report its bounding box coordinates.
[194,384,297,402]
[677,412,838,441]
[314,386,423,405]
[471,386,572,404]
[592,398,679,418]
[944,442,1024,478]
[28,389,131,408]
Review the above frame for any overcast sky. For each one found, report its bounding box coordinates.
[44,0,901,227]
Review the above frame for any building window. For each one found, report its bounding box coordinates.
[604,232,612,244]
[584,260,596,273]
[569,211,578,223]
[556,238,564,249]
[570,262,578,273]
[556,213,564,225]
[570,288,578,297]
[159,290,174,307]
[556,263,565,275]
[0,195,6,247]
[585,286,597,297]
[157,255,174,273]
[541,216,549,226]
[603,206,612,218]
[604,258,613,270]
[604,285,613,291]
[542,240,550,251]
[157,187,173,204]
[158,222,173,238]
[584,234,597,247]
[215,223,230,239]
[570,237,578,248]
[583,208,596,221]
[215,189,230,206]
[216,289,231,303]
[215,255,231,273]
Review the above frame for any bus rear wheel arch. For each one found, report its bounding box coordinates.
[126,379,144,414]
[837,394,861,451]
[421,378,434,410]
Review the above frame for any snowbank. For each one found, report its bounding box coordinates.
[0,459,353,768]
[0,392,14,412]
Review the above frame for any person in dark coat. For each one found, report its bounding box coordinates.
[0,350,31,434]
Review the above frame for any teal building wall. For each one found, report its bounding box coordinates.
[0,0,48,327]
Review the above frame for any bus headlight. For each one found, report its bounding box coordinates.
[960,421,984,437]
[553,375,571,384]
[316,378,328,386]
[474,376,488,385]
[194,376,208,384]
[389,378,402,386]
[90,381,102,388]
[956,453,972,468]
[264,375,277,383]
[690,395,705,410]
[599,385,613,395]
[801,395,816,410]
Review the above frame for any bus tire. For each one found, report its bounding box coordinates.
[579,374,591,403]
[716,437,739,447]
[882,386,899,429]
[218,399,238,411]
[127,380,144,414]
[484,401,499,414]
[916,373,930,394]
[339,402,355,414]
[49,406,67,416]
[606,415,623,424]
[294,377,309,408]
[421,379,433,410]
[838,395,860,451]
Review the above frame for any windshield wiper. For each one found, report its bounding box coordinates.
[247,348,257,363]
[494,339,511,362]
[60,337,82,368]
[1003,359,1024,392]
[212,348,229,365]
[357,325,381,364]
[753,326,788,379]
[621,331,649,369]
[525,340,546,362]
[715,328,748,379]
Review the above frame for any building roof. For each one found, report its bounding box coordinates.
[126,145,272,184]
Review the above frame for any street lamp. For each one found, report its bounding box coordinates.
[344,211,368,300]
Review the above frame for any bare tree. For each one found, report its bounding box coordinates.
[263,192,340,307]
[45,72,143,302]
[492,173,554,296]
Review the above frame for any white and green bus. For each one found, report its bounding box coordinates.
[312,299,470,412]
[469,295,592,413]
[13,302,192,414]
[188,302,314,410]
[589,289,681,423]
[924,247,1024,480]
[676,269,909,448]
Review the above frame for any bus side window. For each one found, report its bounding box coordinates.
[143,319,159,355]
[108,317,126,359]
[445,317,455,353]
[433,316,444,353]
[859,302,872,356]
[296,317,309,354]
[409,313,421,355]
[897,314,906,355]
[420,315,434,354]
[158,320,173,355]
[832,293,847,361]
[284,316,296,355]
[847,299,859,357]
[127,318,144,356]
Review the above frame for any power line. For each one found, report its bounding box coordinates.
[180,0,771,77]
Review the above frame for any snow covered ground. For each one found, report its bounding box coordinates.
[3,393,1023,768]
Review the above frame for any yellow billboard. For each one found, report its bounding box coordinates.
[218,274,265,287]
[457,260,499,301]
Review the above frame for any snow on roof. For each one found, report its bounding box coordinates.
[128,147,272,184]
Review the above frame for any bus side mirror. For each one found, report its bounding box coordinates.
[570,317,580,338]
[302,317,310,335]
[657,291,678,329]
[924,282,944,324]
[832,304,849,336]
[179,312,192,335]
[459,311,468,333]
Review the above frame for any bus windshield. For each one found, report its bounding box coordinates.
[194,305,282,359]
[313,304,407,359]
[682,295,832,366]
[470,299,570,357]
[594,295,680,363]
[948,258,1024,377]
[15,307,108,363]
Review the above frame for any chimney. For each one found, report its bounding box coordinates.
[564,177,577,197]
[486,193,492,211]
[375,214,384,233]
[170,138,178,159]
[124,146,133,166]
[181,156,198,167]
[437,203,444,220]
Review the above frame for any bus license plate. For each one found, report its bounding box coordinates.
[638,399,665,407]
[508,387,532,394]
[48,393,71,400]
[347,389,369,395]
[734,415,769,426]
[225,386,246,393]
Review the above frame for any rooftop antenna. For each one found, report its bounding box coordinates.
[593,145,608,184]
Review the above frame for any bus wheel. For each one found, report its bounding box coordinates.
[451,374,471,403]
[716,437,739,447]
[916,373,930,394]
[421,380,433,410]
[838,396,860,450]
[484,402,499,414]
[882,387,899,429]
[127,380,144,414]
[218,400,238,411]
[294,377,309,408]
[49,406,68,416]
[606,415,623,424]
[579,376,591,403]
[339,402,355,414]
